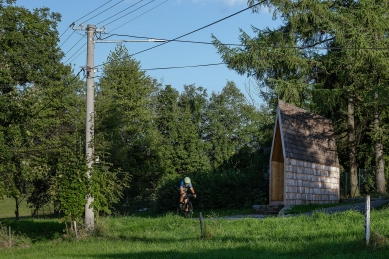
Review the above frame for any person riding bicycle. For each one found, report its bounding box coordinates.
[178,177,196,211]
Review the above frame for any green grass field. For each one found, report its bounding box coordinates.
[1,205,389,259]
[0,197,31,219]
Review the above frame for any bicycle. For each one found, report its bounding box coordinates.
[178,194,195,218]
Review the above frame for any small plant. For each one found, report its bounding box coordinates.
[202,212,224,239]
[369,231,388,251]
[0,223,30,249]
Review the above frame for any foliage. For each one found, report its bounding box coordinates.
[155,150,269,212]
[90,160,130,216]
[0,2,72,218]
[51,151,87,223]
[214,0,389,196]
[96,43,161,199]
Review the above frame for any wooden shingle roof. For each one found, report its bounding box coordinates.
[278,100,339,167]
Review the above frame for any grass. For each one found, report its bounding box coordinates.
[284,202,360,214]
[0,206,389,258]
[0,197,31,219]
[0,197,55,219]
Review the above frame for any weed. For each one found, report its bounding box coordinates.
[369,231,388,251]
[0,223,30,249]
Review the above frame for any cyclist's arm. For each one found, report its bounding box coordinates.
[190,187,197,198]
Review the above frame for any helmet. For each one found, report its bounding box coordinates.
[184,177,191,184]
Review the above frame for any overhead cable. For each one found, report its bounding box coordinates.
[92,63,226,78]
[64,43,86,64]
[76,0,115,23]
[69,50,86,64]
[64,35,84,56]
[83,0,125,24]
[60,0,114,38]
[59,30,75,48]
[94,0,264,68]
[97,0,145,25]
[103,34,244,46]
[103,33,389,50]
[110,0,168,33]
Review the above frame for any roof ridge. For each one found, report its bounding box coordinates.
[278,100,330,121]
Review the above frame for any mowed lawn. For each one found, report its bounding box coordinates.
[1,206,389,259]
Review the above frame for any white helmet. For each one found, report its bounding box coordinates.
[184,177,191,184]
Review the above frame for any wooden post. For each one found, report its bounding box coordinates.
[199,212,204,239]
[74,221,78,239]
[8,226,11,247]
[365,195,370,245]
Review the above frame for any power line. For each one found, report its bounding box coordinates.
[69,49,86,64]
[64,43,86,64]
[142,62,226,71]
[59,26,71,39]
[59,30,75,48]
[76,0,115,23]
[59,0,115,38]
[91,62,226,78]
[110,0,168,33]
[103,33,389,50]
[64,35,84,56]
[103,34,244,46]
[105,0,156,26]
[94,0,264,68]
[83,0,125,24]
[97,0,145,25]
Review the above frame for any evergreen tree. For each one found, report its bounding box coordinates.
[96,44,159,199]
[214,0,389,196]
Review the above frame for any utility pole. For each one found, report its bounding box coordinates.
[71,23,162,231]
[72,23,106,231]
[85,24,95,230]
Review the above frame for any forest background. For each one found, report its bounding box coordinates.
[1,0,388,223]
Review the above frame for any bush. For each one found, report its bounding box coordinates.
[155,169,268,212]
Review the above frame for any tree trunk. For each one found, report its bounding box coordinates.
[14,197,19,220]
[348,96,359,197]
[374,91,386,194]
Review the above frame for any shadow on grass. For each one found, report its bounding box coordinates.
[65,239,388,259]
[1,219,65,242]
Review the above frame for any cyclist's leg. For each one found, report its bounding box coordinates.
[187,201,193,213]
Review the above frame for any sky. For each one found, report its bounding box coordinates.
[17,0,280,106]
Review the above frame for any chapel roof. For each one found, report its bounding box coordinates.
[278,100,339,167]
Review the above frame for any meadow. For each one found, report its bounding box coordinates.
[1,205,389,259]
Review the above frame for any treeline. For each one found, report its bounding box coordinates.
[0,1,272,221]
[95,44,272,211]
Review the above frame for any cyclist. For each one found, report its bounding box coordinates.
[178,177,196,211]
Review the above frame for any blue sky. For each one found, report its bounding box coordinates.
[17,0,280,105]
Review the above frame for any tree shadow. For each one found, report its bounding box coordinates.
[2,219,65,242]
[65,237,387,259]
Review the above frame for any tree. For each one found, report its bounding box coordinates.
[0,2,70,217]
[204,81,262,171]
[214,0,389,196]
[96,43,158,199]
[155,84,210,176]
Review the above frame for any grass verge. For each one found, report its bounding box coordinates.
[0,207,388,258]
